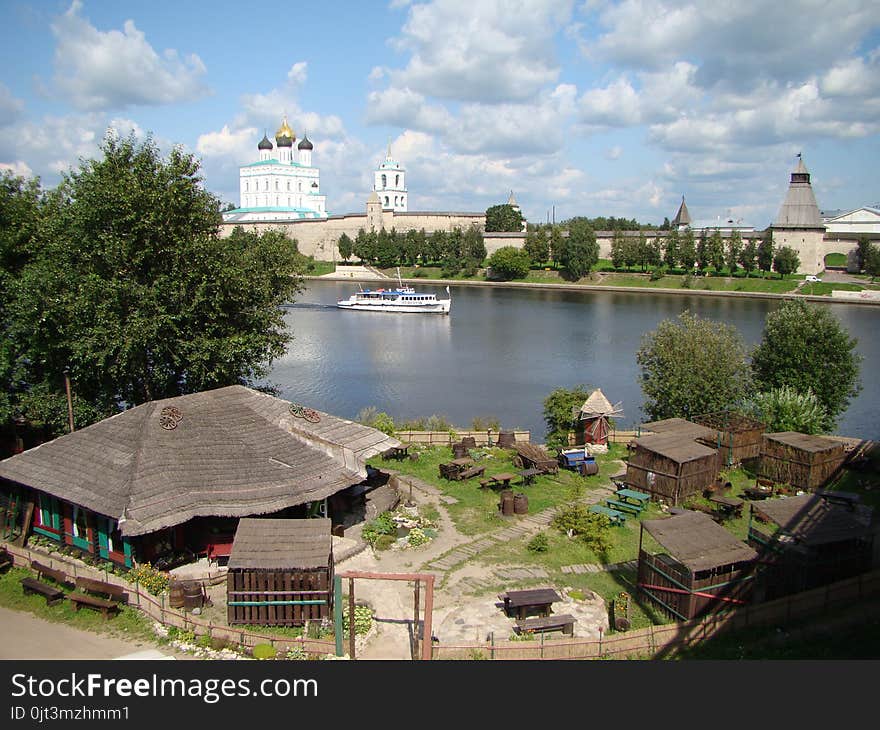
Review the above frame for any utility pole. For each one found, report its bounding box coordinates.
[64,368,74,433]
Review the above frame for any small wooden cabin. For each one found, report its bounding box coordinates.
[227,518,334,627]
[758,432,847,491]
[748,493,874,600]
[625,431,721,505]
[692,410,766,467]
[638,511,758,621]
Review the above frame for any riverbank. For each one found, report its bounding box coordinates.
[309,272,880,306]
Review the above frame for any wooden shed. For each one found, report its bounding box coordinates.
[638,511,758,621]
[692,410,766,467]
[227,517,333,626]
[748,493,874,600]
[625,431,721,505]
[758,432,847,491]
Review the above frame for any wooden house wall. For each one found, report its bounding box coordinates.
[227,564,333,626]
[626,450,720,504]
[759,441,846,490]
[699,427,764,466]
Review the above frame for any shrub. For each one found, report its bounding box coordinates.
[407,527,429,547]
[527,532,549,553]
[343,605,373,635]
[649,264,666,281]
[411,268,428,278]
[551,504,611,555]
[680,273,692,288]
[286,645,308,660]
[126,562,169,595]
[252,643,278,660]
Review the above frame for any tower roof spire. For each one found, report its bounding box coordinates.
[773,154,823,229]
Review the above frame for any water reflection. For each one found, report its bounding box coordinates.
[265,280,878,441]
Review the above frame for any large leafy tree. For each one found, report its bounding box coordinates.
[679,228,697,270]
[751,299,861,431]
[3,132,305,438]
[757,228,774,275]
[637,311,753,421]
[558,219,599,279]
[487,246,531,280]
[484,204,524,232]
[772,245,800,277]
[543,385,592,451]
[523,226,549,265]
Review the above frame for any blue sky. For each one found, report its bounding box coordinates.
[1,0,878,227]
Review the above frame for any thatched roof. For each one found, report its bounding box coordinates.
[763,432,843,454]
[642,511,757,572]
[752,494,874,546]
[0,385,400,537]
[640,418,718,442]
[228,518,332,571]
[578,389,617,419]
[633,433,718,464]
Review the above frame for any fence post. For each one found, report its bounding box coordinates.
[489,632,494,660]
[540,632,545,659]
[135,580,140,607]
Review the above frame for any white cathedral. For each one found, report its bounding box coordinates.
[224,116,328,223]
[223,119,410,223]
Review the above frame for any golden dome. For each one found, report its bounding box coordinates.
[275,116,295,142]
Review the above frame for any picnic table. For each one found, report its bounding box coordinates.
[518,467,542,485]
[486,472,518,489]
[615,488,650,508]
[709,494,744,519]
[588,504,626,526]
[439,457,475,480]
[498,588,562,620]
[381,445,410,461]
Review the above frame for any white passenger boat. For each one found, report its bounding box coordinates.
[336,270,451,314]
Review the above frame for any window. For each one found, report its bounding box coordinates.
[385,196,389,205]
[275,180,279,190]
[73,505,88,538]
[381,174,387,188]
[395,174,400,187]
[287,181,290,191]
[298,181,302,192]
[108,523,123,554]
[245,181,248,191]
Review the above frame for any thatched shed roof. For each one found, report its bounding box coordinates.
[633,433,718,464]
[642,511,758,572]
[0,386,399,537]
[640,418,718,442]
[228,518,332,571]
[752,494,874,546]
[763,432,843,454]
[578,389,615,418]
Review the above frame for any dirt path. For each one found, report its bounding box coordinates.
[0,605,187,660]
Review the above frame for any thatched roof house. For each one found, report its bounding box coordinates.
[0,386,399,566]
[758,431,847,491]
[748,493,874,599]
[692,410,766,466]
[638,511,758,620]
[227,518,334,626]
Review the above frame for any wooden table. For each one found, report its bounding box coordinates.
[518,467,542,485]
[381,445,410,461]
[589,504,626,526]
[487,472,518,489]
[615,488,651,508]
[709,494,744,519]
[499,588,562,620]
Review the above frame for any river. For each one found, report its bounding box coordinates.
[265,280,879,442]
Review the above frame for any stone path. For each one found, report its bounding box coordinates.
[561,559,638,575]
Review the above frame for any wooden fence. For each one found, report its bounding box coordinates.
[1,542,337,657]
[432,568,880,660]
[395,430,530,446]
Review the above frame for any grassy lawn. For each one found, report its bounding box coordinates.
[0,566,157,643]
[305,260,336,276]
[595,273,799,294]
[824,253,848,267]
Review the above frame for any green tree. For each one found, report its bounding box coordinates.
[487,246,530,280]
[772,245,800,277]
[757,229,774,275]
[660,216,671,231]
[647,233,663,269]
[559,219,598,279]
[708,229,725,273]
[726,230,743,274]
[543,385,591,451]
[739,236,758,274]
[856,236,872,272]
[374,227,398,268]
[865,242,880,281]
[610,229,626,269]
[524,226,549,265]
[484,203,524,232]
[354,227,377,263]
[663,228,680,269]
[746,386,828,435]
[637,311,753,421]
[549,225,564,266]
[751,299,862,431]
[337,232,353,261]
[426,229,446,263]
[696,230,710,272]
[3,133,305,435]
[679,228,696,270]
[462,225,487,268]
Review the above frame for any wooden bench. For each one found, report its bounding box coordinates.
[606,498,643,516]
[20,576,65,606]
[31,561,74,588]
[589,504,626,525]
[75,576,128,604]
[459,465,486,481]
[0,549,12,573]
[515,613,576,636]
[68,591,120,619]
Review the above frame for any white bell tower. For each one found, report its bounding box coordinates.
[373,141,408,212]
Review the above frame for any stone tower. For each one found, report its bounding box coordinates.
[771,154,826,275]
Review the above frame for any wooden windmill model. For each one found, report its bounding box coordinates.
[577,389,623,446]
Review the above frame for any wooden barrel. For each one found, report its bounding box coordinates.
[452,442,469,459]
[461,436,477,448]
[513,492,528,515]
[168,580,185,609]
[497,431,516,448]
[499,490,514,516]
[182,581,203,610]
[579,461,599,477]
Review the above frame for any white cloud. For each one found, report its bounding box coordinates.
[605,145,622,160]
[0,161,34,178]
[388,0,573,103]
[365,87,453,134]
[0,84,25,126]
[821,49,880,97]
[286,62,308,88]
[196,125,256,159]
[51,0,209,111]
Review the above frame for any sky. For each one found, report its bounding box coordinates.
[1,0,878,228]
